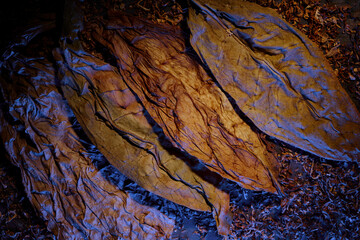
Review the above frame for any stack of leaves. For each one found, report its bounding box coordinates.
[0,18,175,240]
[0,0,359,238]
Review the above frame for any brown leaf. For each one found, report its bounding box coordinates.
[188,0,360,162]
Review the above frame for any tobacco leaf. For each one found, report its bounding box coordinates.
[0,28,174,239]
[86,13,281,194]
[188,0,360,162]
[56,2,233,235]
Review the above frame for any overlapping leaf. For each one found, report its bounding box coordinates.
[0,36,174,239]
[188,0,360,161]
[85,14,281,195]
[56,5,236,234]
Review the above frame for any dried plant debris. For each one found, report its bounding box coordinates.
[0,0,360,239]
[0,155,54,240]
[229,149,360,239]
[81,0,185,26]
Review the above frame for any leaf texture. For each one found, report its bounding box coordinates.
[0,35,175,239]
[85,14,281,194]
[56,4,238,233]
[188,0,360,162]
[56,48,235,233]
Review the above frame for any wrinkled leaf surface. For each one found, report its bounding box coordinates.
[0,36,174,239]
[188,0,360,161]
[56,5,234,233]
[86,14,281,194]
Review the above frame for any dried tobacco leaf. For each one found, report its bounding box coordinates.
[87,13,281,194]
[188,0,360,162]
[0,29,174,239]
[56,2,233,235]
[87,11,277,197]
[56,49,234,232]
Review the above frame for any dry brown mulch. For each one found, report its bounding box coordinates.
[0,152,54,239]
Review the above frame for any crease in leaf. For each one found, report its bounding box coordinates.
[56,3,236,231]
[84,14,281,194]
[188,0,360,162]
[0,46,175,239]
